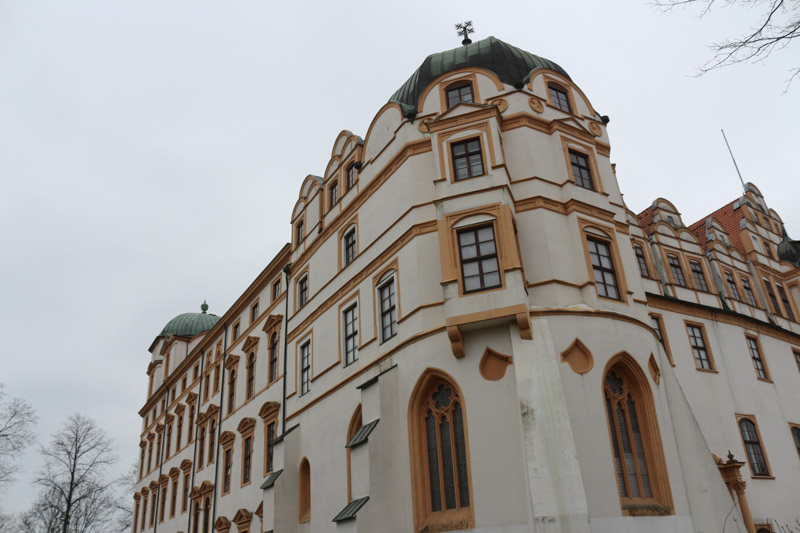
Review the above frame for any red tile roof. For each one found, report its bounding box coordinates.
[687,199,746,254]
[636,206,655,235]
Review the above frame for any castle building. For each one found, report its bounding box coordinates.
[132,37,800,533]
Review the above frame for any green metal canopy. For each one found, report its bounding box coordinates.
[389,36,571,114]
[159,302,220,338]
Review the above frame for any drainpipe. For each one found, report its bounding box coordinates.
[210,324,228,532]
[185,349,205,533]
[152,385,169,533]
[282,263,291,434]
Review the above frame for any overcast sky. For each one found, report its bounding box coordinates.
[1,0,797,515]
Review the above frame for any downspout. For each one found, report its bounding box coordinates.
[185,350,206,533]
[282,263,291,434]
[152,383,170,533]
[210,324,228,532]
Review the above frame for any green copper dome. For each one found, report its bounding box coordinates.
[389,36,571,115]
[159,302,220,338]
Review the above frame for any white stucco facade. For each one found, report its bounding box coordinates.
[133,37,800,533]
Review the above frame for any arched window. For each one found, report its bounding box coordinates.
[246,353,255,399]
[408,369,473,532]
[346,405,363,502]
[299,457,311,523]
[603,355,673,515]
[738,417,770,476]
[445,81,473,108]
[228,370,236,415]
[547,82,571,112]
[202,497,210,533]
[269,333,278,383]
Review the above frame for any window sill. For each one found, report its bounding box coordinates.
[695,368,718,374]
[750,474,775,480]
[453,172,487,183]
[756,377,774,384]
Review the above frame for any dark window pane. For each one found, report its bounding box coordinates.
[453,403,470,507]
[451,138,484,180]
[439,416,456,510]
[425,410,442,512]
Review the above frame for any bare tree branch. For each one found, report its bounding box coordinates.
[650,0,800,90]
[26,414,122,533]
[0,384,37,490]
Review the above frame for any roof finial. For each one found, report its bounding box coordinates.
[455,21,474,45]
[201,300,208,314]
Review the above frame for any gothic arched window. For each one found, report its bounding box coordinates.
[603,356,673,516]
[409,370,473,532]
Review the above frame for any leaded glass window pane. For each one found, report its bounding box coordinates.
[453,403,470,507]
[425,410,442,512]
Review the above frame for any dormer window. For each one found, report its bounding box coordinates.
[446,81,473,108]
[329,180,339,208]
[547,82,571,113]
[346,164,356,190]
[296,220,304,245]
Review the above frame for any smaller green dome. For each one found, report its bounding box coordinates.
[159,303,220,338]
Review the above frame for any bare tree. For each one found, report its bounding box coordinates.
[0,383,37,489]
[652,0,800,88]
[31,414,120,533]
[112,464,138,533]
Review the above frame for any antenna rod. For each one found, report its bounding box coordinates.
[721,129,746,191]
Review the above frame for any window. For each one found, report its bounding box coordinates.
[141,493,148,530]
[548,82,571,112]
[791,426,800,459]
[346,405,363,502]
[764,279,781,316]
[451,138,484,180]
[182,472,189,513]
[272,280,281,301]
[192,501,200,533]
[269,333,279,383]
[266,421,276,473]
[379,278,398,342]
[569,150,594,191]
[458,225,501,293]
[150,492,156,526]
[250,302,259,325]
[588,237,620,300]
[166,423,172,458]
[300,341,311,396]
[690,260,708,291]
[746,337,769,380]
[203,374,210,403]
[187,405,195,443]
[409,371,473,532]
[242,435,252,485]
[724,271,740,300]
[344,228,357,266]
[170,479,177,518]
[182,376,187,392]
[133,497,140,532]
[208,419,216,464]
[246,353,255,399]
[223,448,232,494]
[147,440,153,473]
[176,414,183,450]
[634,244,649,278]
[687,324,714,371]
[794,349,800,373]
[346,164,356,190]
[299,458,311,523]
[667,255,686,287]
[298,276,308,308]
[763,240,773,259]
[446,81,473,108]
[228,370,236,415]
[232,322,240,341]
[197,425,206,469]
[213,364,220,394]
[296,220,304,245]
[329,180,339,208]
[159,484,167,522]
[738,417,770,476]
[602,358,671,514]
[202,498,210,533]
[343,304,358,366]
[742,276,758,306]
[777,283,796,321]
[193,364,199,381]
